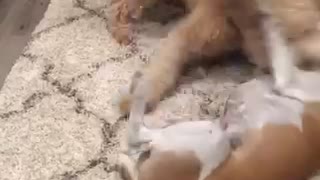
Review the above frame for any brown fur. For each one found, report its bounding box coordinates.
[110,0,185,45]
[137,124,319,180]
[302,102,320,169]
[213,123,319,180]
[267,0,320,65]
[116,0,320,115]
[110,0,132,45]
[117,3,320,179]
[123,79,320,180]
[117,0,242,114]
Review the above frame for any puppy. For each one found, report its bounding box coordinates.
[219,12,320,180]
[117,0,320,115]
[135,84,320,179]
[118,0,241,114]
[117,69,230,180]
[118,7,320,180]
[118,72,232,180]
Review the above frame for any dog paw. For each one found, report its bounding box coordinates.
[117,71,158,115]
[111,28,133,46]
[117,71,143,115]
[115,84,132,115]
[117,153,136,180]
[118,94,133,115]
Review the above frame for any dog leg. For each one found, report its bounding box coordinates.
[120,74,155,180]
[262,14,298,90]
[118,2,238,115]
[225,0,271,71]
[261,9,320,102]
[126,73,154,148]
[118,153,139,180]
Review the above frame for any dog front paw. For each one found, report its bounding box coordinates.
[117,71,158,115]
[118,91,133,115]
[111,26,133,46]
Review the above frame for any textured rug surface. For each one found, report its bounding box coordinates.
[0,0,259,179]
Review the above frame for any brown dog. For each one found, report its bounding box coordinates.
[117,0,241,114]
[116,0,320,116]
[118,12,320,180]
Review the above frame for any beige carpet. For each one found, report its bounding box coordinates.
[0,0,259,179]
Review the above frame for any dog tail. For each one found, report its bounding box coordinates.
[257,1,298,89]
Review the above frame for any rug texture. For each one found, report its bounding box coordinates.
[1,0,307,179]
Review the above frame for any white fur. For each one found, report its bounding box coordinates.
[263,8,320,102]
[222,77,305,145]
[263,15,297,90]
[129,120,231,180]
[123,76,232,180]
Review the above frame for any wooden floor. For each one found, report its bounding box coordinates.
[0,0,50,88]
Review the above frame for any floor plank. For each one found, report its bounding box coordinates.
[0,0,50,88]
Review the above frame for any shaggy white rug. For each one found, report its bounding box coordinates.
[0,0,283,179]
